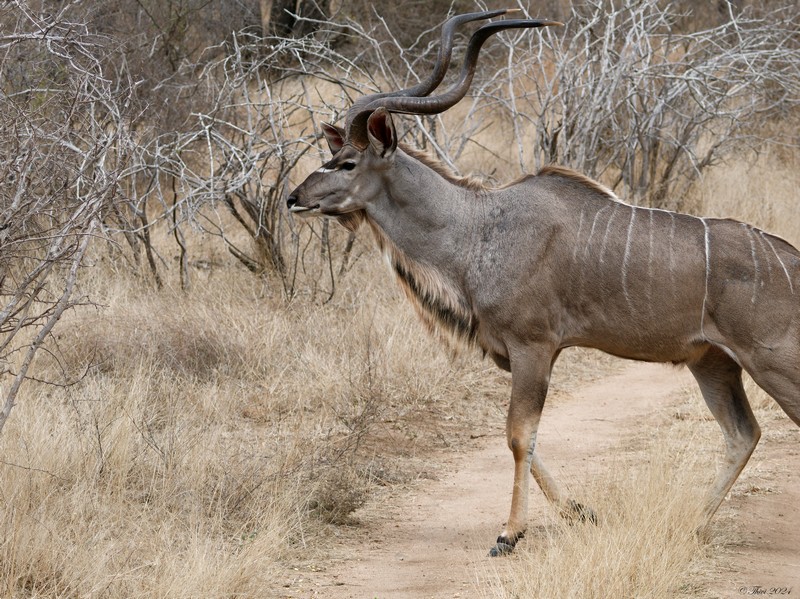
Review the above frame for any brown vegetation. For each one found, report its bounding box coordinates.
[1,0,799,596]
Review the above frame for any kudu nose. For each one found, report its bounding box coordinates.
[286,195,298,210]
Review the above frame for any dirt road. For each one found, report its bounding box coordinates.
[280,362,800,598]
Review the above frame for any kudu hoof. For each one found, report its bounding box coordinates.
[488,533,521,557]
[693,521,713,542]
[564,500,598,525]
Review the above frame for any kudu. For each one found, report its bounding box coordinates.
[287,10,800,557]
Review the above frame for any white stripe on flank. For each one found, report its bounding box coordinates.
[744,224,760,304]
[701,218,710,337]
[584,205,608,259]
[752,232,774,287]
[573,209,586,261]
[599,204,618,264]
[622,206,636,307]
[761,231,795,294]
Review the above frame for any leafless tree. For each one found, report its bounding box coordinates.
[0,2,133,434]
[266,1,799,212]
[459,0,800,209]
[261,0,331,38]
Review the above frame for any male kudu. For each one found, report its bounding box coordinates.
[287,10,800,556]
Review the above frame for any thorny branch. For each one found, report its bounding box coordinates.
[0,2,130,434]
[480,0,800,208]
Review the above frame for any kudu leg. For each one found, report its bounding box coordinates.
[530,453,597,523]
[688,347,761,521]
[744,354,800,428]
[490,346,553,557]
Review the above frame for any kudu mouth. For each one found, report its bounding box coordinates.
[286,194,319,214]
[287,190,342,215]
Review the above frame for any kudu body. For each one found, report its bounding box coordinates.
[287,11,800,556]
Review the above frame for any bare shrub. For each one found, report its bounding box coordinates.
[468,0,800,209]
[6,1,794,299]
[308,466,370,524]
[0,2,134,433]
[98,1,799,296]
[89,0,261,131]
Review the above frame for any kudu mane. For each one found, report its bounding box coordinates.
[536,165,619,199]
[403,146,619,199]
[368,218,479,350]
[401,144,487,192]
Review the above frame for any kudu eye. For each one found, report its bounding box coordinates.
[340,161,357,171]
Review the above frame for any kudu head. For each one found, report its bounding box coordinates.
[286,10,562,226]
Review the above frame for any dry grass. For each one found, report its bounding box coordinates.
[696,145,800,246]
[0,364,302,596]
[0,233,510,596]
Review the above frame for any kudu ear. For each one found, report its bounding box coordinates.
[321,123,345,155]
[366,108,397,158]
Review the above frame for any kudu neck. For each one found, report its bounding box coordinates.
[366,149,478,271]
[364,148,481,348]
